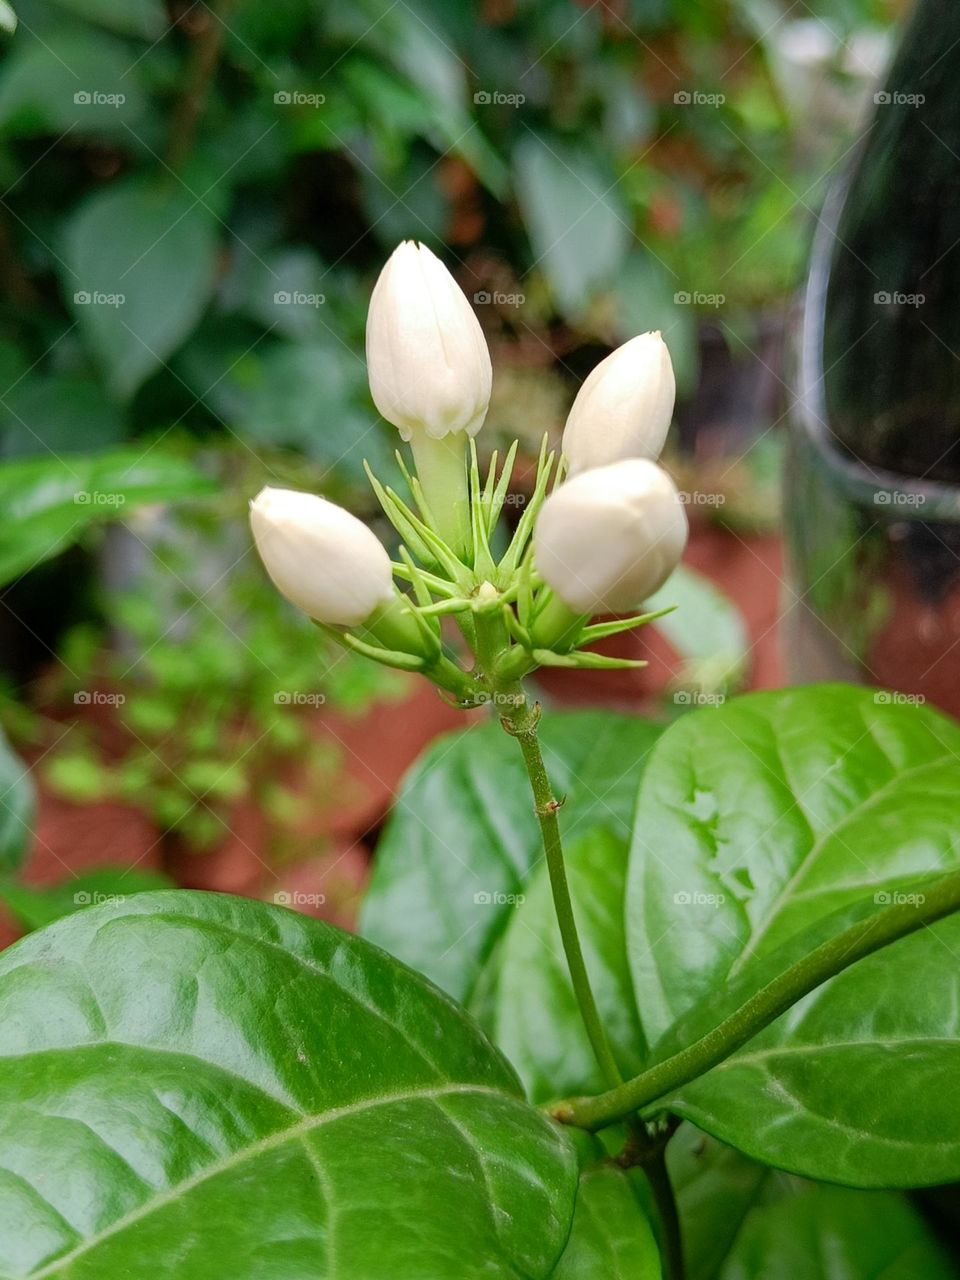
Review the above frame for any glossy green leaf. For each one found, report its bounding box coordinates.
[626,685,960,1185]
[0,730,33,873]
[361,712,662,1003]
[0,448,217,585]
[63,183,218,400]
[473,829,646,1101]
[718,1184,957,1280]
[0,892,576,1278]
[552,1155,660,1280]
[661,1125,768,1280]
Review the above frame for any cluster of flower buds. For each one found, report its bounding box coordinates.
[250,241,686,705]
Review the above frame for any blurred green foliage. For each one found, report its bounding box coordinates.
[0,0,892,473]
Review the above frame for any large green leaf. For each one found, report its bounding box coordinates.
[626,685,960,1185]
[0,729,33,874]
[718,1184,957,1280]
[473,829,646,1101]
[0,892,576,1279]
[552,1151,660,1279]
[62,183,218,400]
[361,712,662,1003]
[513,134,631,317]
[0,448,217,585]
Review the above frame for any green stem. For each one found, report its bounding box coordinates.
[644,1149,684,1280]
[408,430,471,562]
[555,866,960,1131]
[500,693,622,1090]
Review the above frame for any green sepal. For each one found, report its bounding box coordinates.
[578,606,676,644]
[531,649,648,671]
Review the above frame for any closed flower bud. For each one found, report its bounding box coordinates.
[366,241,492,442]
[533,459,687,614]
[250,487,394,627]
[561,332,675,475]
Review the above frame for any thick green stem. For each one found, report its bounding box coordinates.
[555,866,960,1131]
[500,694,622,1091]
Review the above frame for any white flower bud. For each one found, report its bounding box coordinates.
[533,459,687,615]
[250,487,394,627]
[366,241,492,442]
[561,332,675,475]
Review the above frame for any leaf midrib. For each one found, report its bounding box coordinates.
[28,1082,510,1279]
[727,754,956,978]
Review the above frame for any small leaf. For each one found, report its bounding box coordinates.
[0,892,577,1278]
[62,182,218,401]
[0,448,216,586]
